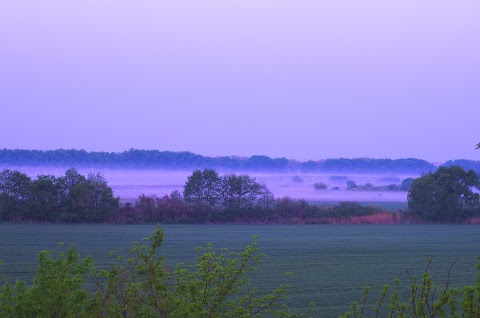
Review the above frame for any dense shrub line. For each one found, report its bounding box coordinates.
[131,195,383,224]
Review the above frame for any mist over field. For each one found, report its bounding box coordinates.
[1,166,415,202]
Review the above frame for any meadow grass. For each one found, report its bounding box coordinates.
[1,223,480,316]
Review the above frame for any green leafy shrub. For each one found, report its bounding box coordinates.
[0,228,315,317]
[341,257,480,318]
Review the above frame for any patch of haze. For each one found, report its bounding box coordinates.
[253,172,414,202]
[1,166,417,203]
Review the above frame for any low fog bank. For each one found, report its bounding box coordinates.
[1,166,416,202]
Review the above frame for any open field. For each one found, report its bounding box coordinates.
[1,224,480,316]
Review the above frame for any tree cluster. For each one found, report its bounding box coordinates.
[133,169,274,223]
[0,168,119,223]
[183,169,268,212]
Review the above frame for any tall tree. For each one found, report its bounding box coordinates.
[136,194,160,222]
[59,168,89,222]
[86,173,119,222]
[28,175,62,221]
[256,185,275,210]
[220,174,263,212]
[0,169,32,221]
[183,169,221,206]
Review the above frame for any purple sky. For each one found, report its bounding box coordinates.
[1,1,479,162]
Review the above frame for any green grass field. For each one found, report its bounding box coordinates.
[1,224,480,317]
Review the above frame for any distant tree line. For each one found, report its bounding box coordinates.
[0,148,444,173]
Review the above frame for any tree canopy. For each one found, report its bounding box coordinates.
[407,166,480,222]
[182,170,267,220]
[183,169,221,207]
[220,174,264,212]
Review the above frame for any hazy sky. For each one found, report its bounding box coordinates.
[1,1,479,162]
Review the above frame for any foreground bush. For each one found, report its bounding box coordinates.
[341,258,480,318]
[0,228,315,317]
